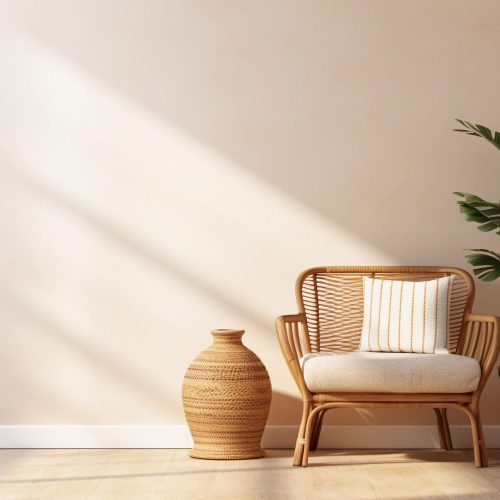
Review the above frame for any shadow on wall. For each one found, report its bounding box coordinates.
[268,391,303,425]
[3,165,270,333]
[4,292,176,420]
[15,0,500,289]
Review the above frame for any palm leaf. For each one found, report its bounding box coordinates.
[454,120,500,280]
[464,249,500,281]
[454,192,500,235]
[454,119,500,151]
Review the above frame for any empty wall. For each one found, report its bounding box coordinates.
[0,0,499,428]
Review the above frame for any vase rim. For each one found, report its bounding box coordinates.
[211,329,245,335]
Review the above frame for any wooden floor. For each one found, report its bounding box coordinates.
[0,449,499,499]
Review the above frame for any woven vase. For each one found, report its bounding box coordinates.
[182,329,272,459]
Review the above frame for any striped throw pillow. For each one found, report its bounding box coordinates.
[359,276,454,354]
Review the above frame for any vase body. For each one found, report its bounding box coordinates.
[182,329,272,459]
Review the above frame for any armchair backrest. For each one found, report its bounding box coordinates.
[296,266,474,354]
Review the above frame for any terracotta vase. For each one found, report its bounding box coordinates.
[182,329,272,459]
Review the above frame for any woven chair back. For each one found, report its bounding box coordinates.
[296,266,474,354]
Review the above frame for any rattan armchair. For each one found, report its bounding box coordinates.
[275,266,499,467]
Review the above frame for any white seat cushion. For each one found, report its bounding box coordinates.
[301,351,481,393]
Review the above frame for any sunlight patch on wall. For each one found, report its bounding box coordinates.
[0,31,391,421]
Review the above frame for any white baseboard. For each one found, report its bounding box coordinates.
[0,425,192,449]
[0,425,499,449]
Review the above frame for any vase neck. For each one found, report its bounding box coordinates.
[211,329,244,345]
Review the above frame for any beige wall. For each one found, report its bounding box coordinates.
[0,0,499,427]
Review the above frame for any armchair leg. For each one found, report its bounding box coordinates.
[441,408,453,451]
[475,410,488,467]
[434,408,453,450]
[433,408,447,450]
[302,406,325,467]
[463,405,484,468]
[310,410,326,451]
[293,401,312,466]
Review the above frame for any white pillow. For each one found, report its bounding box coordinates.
[359,276,454,354]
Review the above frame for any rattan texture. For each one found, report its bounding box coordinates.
[277,266,499,468]
[299,268,472,353]
[182,329,272,460]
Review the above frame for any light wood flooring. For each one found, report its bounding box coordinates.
[0,449,499,499]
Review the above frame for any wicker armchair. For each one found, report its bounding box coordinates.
[275,266,499,467]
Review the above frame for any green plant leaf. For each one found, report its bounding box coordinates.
[454,119,500,150]
[454,120,500,280]
[454,192,500,234]
[468,248,500,257]
[464,249,500,281]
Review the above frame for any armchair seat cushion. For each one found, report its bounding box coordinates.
[301,351,481,394]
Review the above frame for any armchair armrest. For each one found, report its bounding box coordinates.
[275,313,311,398]
[458,314,500,395]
